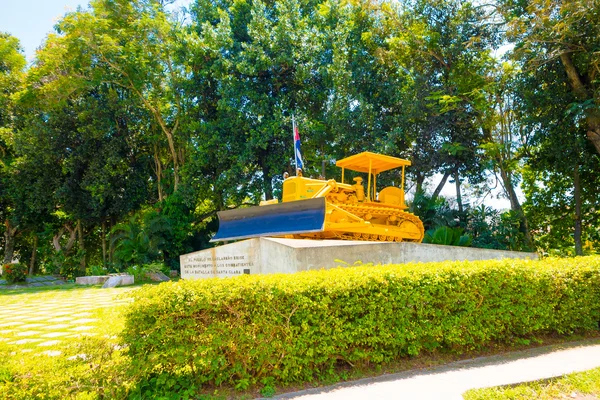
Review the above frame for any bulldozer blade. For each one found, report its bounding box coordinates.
[211,197,326,242]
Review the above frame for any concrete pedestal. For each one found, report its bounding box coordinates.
[180,238,538,280]
[76,274,134,287]
[76,275,110,285]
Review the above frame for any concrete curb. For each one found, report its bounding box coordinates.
[269,338,600,400]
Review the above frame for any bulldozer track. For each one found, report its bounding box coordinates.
[332,232,422,243]
[331,205,425,243]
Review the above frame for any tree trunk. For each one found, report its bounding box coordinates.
[432,170,451,199]
[52,228,64,252]
[480,123,534,250]
[573,164,583,256]
[109,216,116,265]
[263,167,273,200]
[53,224,77,253]
[261,151,273,200]
[2,220,18,264]
[498,168,534,249]
[157,120,180,192]
[559,53,600,155]
[77,220,86,273]
[101,220,107,268]
[454,168,463,215]
[66,225,77,253]
[125,76,180,192]
[415,171,425,195]
[585,115,600,156]
[29,235,38,276]
[153,144,165,202]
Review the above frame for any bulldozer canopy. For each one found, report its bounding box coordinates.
[336,152,411,175]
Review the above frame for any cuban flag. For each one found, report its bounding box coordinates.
[293,117,304,171]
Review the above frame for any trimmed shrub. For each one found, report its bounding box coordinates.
[2,263,27,284]
[121,256,600,393]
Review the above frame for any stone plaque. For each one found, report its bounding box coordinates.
[180,239,257,279]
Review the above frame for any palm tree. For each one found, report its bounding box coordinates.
[110,211,171,268]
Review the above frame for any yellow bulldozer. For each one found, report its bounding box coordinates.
[212,152,424,242]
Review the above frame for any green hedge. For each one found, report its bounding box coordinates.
[122,256,600,392]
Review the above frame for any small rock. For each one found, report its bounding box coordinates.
[146,271,170,282]
[102,275,134,288]
[119,275,134,286]
[102,276,122,288]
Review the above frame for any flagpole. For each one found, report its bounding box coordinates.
[292,114,297,175]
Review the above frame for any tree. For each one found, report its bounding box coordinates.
[315,0,411,162]
[515,61,600,255]
[4,0,598,264]
[502,0,600,155]
[379,0,499,203]
[498,0,600,254]
[188,0,327,205]
[523,156,600,256]
[479,62,534,249]
[39,0,188,195]
[15,19,156,272]
[0,33,26,265]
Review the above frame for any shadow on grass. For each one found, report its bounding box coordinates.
[0,279,168,296]
[0,283,82,295]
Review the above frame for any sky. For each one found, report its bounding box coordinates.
[0,0,517,210]
[0,0,90,61]
[0,0,191,61]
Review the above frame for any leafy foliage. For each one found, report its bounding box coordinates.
[122,256,600,393]
[423,226,472,246]
[1,263,27,283]
[0,33,26,265]
[51,250,86,280]
[500,0,600,156]
[466,205,530,251]
[409,192,458,231]
[110,210,171,269]
[125,262,169,283]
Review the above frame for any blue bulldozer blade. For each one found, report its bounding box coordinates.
[211,197,326,242]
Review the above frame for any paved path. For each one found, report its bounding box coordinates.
[0,275,67,290]
[275,339,600,399]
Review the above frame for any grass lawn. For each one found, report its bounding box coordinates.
[0,284,135,348]
[464,367,600,399]
[0,284,138,399]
